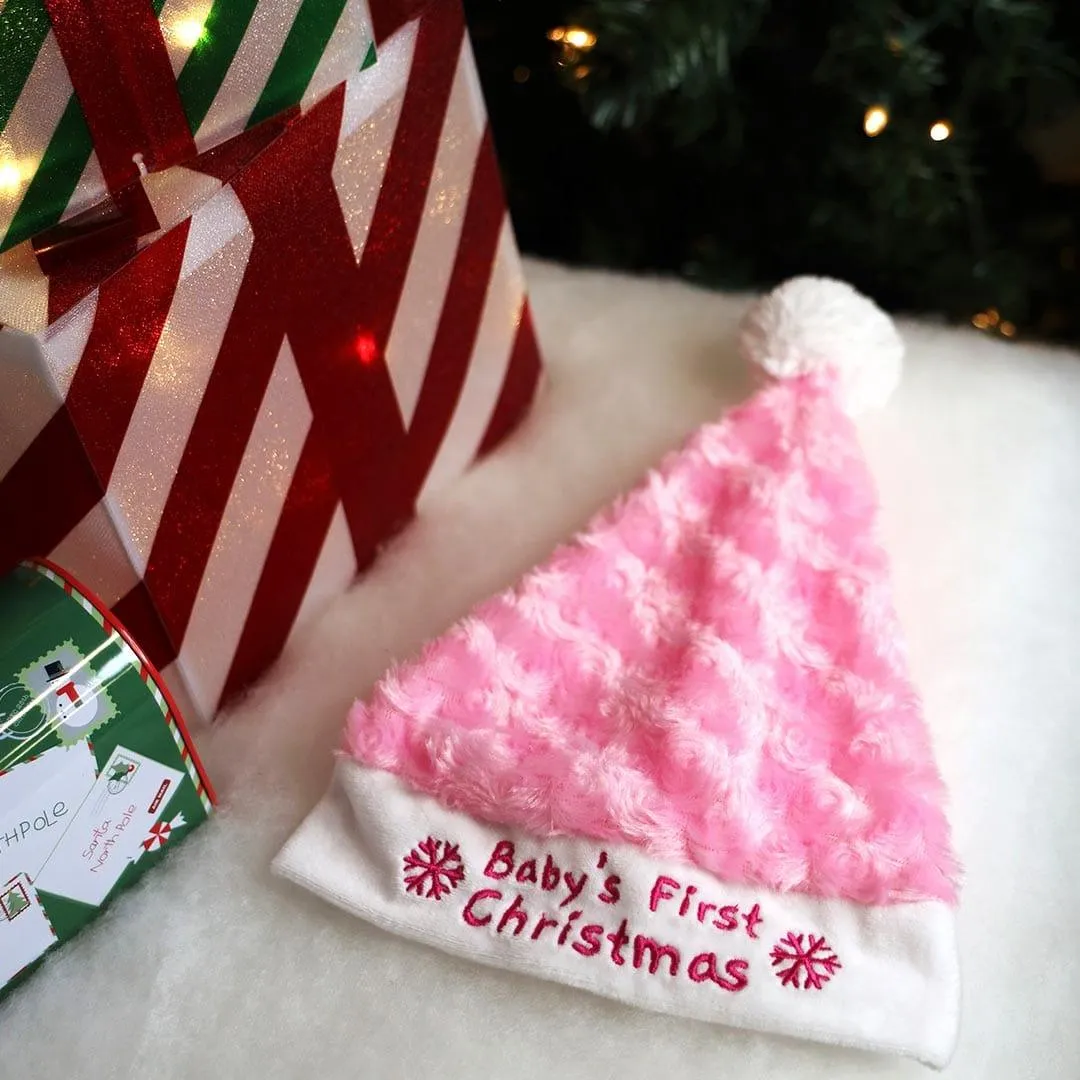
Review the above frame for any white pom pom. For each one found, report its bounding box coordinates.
[738,276,904,413]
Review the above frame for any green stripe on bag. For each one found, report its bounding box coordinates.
[0,0,52,131]
[246,0,348,129]
[1,96,93,252]
[175,0,260,136]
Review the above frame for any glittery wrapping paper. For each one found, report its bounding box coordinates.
[0,2,543,726]
[0,0,376,254]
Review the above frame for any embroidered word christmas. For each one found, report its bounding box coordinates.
[457,839,755,991]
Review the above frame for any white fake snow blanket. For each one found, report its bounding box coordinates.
[1,260,1078,1080]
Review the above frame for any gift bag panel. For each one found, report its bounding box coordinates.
[0,5,542,724]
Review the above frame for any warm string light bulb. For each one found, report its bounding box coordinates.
[170,13,210,48]
[971,308,1016,338]
[863,109,954,142]
[863,105,889,137]
[563,28,597,49]
[0,159,22,196]
[549,25,597,78]
[548,26,597,49]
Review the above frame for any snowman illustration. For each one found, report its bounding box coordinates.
[18,644,113,745]
[42,658,102,740]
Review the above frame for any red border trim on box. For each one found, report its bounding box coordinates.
[26,557,218,807]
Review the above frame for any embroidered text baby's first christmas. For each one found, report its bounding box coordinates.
[461,839,763,990]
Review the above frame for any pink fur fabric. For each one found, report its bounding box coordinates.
[345,374,959,906]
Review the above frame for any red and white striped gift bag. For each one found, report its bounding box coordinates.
[0,1,543,724]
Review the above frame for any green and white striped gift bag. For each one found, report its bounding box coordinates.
[0,0,375,254]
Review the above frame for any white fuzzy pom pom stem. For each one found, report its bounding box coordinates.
[738,276,904,413]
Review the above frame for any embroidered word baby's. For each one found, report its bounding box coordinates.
[482,840,616,908]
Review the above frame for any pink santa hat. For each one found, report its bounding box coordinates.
[275,277,961,1068]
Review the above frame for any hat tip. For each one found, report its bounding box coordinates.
[738,276,904,414]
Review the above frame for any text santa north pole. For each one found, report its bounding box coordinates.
[401,836,843,993]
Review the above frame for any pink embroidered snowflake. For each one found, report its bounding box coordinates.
[402,836,466,900]
[770,931,842,990]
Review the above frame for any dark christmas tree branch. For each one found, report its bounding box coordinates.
[464,0,1080,343]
